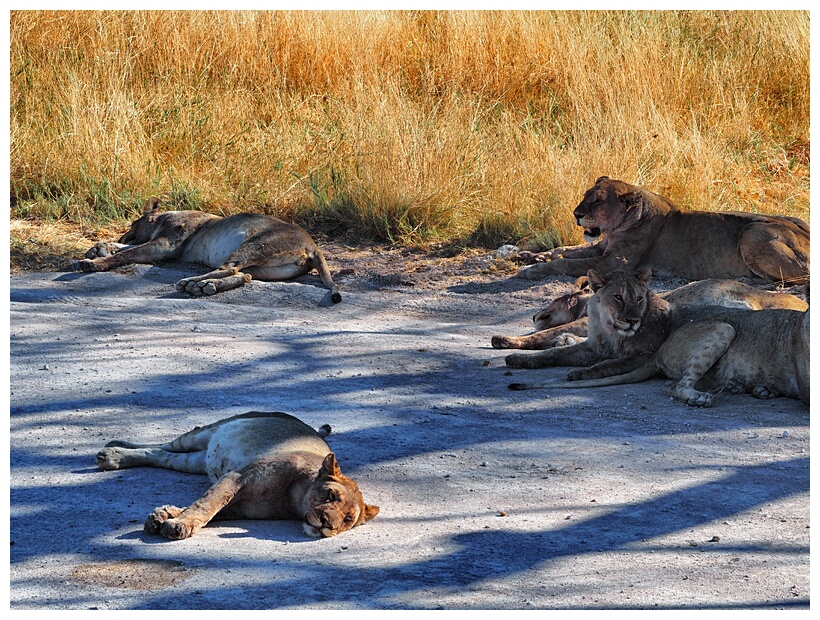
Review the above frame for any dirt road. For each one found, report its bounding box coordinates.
[8,244,810,609]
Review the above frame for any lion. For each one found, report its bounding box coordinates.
[491,277,808,350]
[518,176,810,285]
[96,412,379,540]
[73,198,342,303]
[509,302,810,408]
[504,269,672,381]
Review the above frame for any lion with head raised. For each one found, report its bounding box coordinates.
[518,176,809,285]
[504,268,672,381]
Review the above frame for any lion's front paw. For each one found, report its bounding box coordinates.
[176,278,218,296]
[71,258,103,272]
[491,335,516,349]
[752,385,779,399]
[567,368,589,381]
[160,518,198,540]
[517,264,548,280]
[84,242,119,259]
[144,505,185,535]
[672,386,713,407]
[555,333,583,347]
[505,353,540,369]
[96,447,126,470]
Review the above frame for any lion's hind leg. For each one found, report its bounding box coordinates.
[657,321,736,407]
[739,221,810,285]
[96,429,209,474]
[176,268,252,296]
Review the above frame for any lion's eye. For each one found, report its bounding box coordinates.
[344,515,354,523]
[326,491,338,502]
[614,294,623,302]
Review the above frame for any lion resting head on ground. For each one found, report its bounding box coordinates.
[96,412,379,540]
[510,276,810,407]
[73,198,342,303]
[504,269,672,381]
[491,276,807,350]
[518,176,810,285]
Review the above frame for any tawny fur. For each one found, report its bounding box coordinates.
[508,277,810,408]
[504,269,673,381]
[492,277,807,350]
[518,176,809,285]
[96,412,378,540]
[73,198,342,303]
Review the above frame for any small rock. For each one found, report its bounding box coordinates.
[496,245,519,258]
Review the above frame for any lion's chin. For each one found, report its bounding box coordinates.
[303,521,339,538]
[614,322,639,337]
[582,226,602,242]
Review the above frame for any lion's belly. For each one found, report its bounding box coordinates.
[180,227,251,268]
[245,263,312,281]
[203,417,331,482]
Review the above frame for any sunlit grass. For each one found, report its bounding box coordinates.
[10,10,809,252]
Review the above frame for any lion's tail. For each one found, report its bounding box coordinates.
[317,424,332,438]
[508,360,659,391]
[310,248,342,304]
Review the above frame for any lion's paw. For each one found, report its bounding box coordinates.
[71,258,102,273]
[752,385,779,399]
[84,242,119,259]
[517,265,546,280]
[96,447,126,470]
[159,518,197,540]
[566,368,589,381]
[555,333,583,347]
[144,505,185,535]
[505,353,536,368]
[672,386,713,407]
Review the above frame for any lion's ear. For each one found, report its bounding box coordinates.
[621,191,643,210]
[144,197,162,213]
[587,269,606,292]
[361,504,380,523]
[320,453,342,477]
[575,275,590,291]
[637,268,652,283]
[595,176,610,185]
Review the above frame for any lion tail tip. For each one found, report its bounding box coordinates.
[317,424,332,438]
[508,383,528,391]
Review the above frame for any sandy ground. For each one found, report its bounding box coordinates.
[8,244,810,610]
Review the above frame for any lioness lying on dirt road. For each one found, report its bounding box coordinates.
[492,277,807,350]
[96,412,379,540]
[507,273,810,407]
[518,176,810,285]
[504,269,672,380]
[73,198,342,303]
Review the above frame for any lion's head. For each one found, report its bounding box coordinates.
[573,176,646,241]
[303,453,379,538]
[587,268,652,337]
[118,197,163,245]
[533,276,592,330]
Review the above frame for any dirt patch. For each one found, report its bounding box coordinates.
[71,560,193,591]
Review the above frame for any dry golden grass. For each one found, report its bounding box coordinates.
[10,10,810,258]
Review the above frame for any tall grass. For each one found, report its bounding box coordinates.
[10,10,809,248]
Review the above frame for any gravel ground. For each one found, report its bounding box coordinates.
[8,244,810,610]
